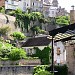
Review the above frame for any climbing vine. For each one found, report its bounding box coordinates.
[15,11,48,33]
[31,46,51,65]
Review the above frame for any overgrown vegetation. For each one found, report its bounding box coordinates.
[0,41,26,61]
[33,65,53,75]
[33,65,68,75]
[0,6,5,13]
[46,64,68,75]
[0,26,11,36]
[31,46,51,65]
[11,32,26,41]
[9,48,26,61]
[56,16,70,26]
[11,9,48,34]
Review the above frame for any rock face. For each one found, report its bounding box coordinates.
[0,13,21,39]
[0,13,21,32]
[66,42,75,75]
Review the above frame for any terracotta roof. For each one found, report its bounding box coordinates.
[22,36,51,47]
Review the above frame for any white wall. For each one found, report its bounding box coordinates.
[49,6,57,17]
[5,0,43,12]
[54,41,66,64]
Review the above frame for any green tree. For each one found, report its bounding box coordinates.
[0,41,27,61]
[16,13,30,32]
[30,12,44,28]
[0,42,13,58]
[8,8,22,16]
[9,48,26,61]
[56,16,70,26]
[33,65,53,75]
[11,32,26,41]
[11,32,26,47]
[30,26,46,35]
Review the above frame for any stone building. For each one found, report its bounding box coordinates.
[5,0,43,12]
[65,41,75,75]
[22,35,66,65]
[43,0,69,18]
[52,0,58,7]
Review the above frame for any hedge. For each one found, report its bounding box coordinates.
[46,64,68,75]
[33,65,68,75]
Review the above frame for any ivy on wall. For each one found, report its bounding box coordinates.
[31,46,51,65]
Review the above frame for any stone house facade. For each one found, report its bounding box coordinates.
[5,0,43,12]
[22,35,66,65]
[65,41,75,75]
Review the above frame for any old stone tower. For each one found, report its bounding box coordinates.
[52,0,58,7]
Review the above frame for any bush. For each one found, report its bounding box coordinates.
[8,11,15,16]
[46,64,68,75]
[34,70,53,75]
[11,32,26,41]
[9,48,26,61]
[0,41,27,61]
[33,65,53,75]
[32,46,51,65]
[0,42,12,58]
[0,7,5,13]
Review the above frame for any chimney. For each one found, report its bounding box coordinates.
[70,5,75,24]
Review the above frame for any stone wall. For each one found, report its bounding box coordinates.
[0,59,41,66]
[0,65,34,75]
[65,42,75,75]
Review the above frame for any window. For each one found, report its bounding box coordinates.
[23,2,26,6]
[27,4,28,6]
[57,47,61,55]
[52,11,54,14]
[33,2,34,6]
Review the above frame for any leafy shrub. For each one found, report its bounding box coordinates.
[0,7,5,13]
[34,70,53,75]
[9,48,26,61]
[0,42,26,61]
[32,46,51,65]
[0,57,9,61]
[8,8,22,16]
[11,32,26,40]
[46,64,68,75]
[8,11,15,16]
[0,42,12,58]
[33,65,53,75]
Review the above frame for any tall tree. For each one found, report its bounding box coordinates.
[56,16,70,26]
